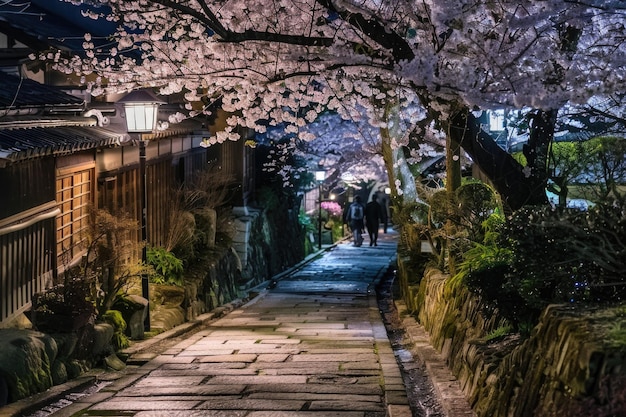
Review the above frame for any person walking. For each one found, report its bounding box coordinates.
[365,195,384,246]
[346,195,365,246]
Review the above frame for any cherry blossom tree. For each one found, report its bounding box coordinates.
[49,0,626,210]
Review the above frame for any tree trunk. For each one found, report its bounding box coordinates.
[449,108,549,211]
[380,128,397,199]
[523,109,557,203]
[444,124,462,275]
[380,104,418,203]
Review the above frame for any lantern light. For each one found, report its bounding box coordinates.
[118,90,165,133]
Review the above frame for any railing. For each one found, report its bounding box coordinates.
[0,205,57,325]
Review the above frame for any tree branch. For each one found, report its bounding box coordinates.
[149,0,334,47]
[449,108,548,210]
[224,30,333,46]
[313,0,415,63]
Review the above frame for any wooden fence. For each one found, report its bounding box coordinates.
[0,208,57,324]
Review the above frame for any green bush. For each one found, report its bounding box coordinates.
[299,210,316,255]
[455,182,500,242]
[448,214,524,325]
[505,203,626,306]
[146,246,184,286]
[461,202,626,329]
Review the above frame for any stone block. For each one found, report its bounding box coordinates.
[0,329,58,402]
[115,294,148,340]
[92,323,114,356]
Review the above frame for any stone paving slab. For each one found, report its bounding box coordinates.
[37,232,409,417]
[6,230,474,417]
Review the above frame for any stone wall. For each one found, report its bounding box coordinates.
[159,205,305,330]
[398,258,626,417]
[0,324,114,405]
[192,206,304,315]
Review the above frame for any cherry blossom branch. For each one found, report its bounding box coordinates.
[313,0,415,63]
[149,0,334,47]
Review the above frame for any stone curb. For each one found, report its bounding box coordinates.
[395,300,477,417]
[365,256,412,417]
[0,375,96,417]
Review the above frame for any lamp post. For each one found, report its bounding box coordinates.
[315,169,326,250]
[119,90,165,332]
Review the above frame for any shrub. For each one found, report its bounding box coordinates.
[505,203,626,306]
[146,246,184,286]
[461,201,626,329]
[32,279,94,318]
[79,208,148,317]
[448,213,526,326]
[455,182,500,242]
[31,279,96,332]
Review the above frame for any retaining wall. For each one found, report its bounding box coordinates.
[398,256,626,417]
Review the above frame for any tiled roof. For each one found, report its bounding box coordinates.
[0,123,122,163]
[0,71,84,109]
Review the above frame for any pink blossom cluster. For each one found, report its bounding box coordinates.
[321,201,343,217]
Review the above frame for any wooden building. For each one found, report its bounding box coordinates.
[0,71,213,323]
[0,2,257,326]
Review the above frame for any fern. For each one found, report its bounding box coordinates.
[146,246,184,286]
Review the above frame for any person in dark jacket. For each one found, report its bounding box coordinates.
[365,195,384,246]
[346,195,365,246]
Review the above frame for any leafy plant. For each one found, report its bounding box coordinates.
[484,325,513,343]
[299,209,316,255]
[447,214,513,298]
[401,181,501,275]
[450,242,513,291]
[298,209,315,233]
[146,246,184,286]
[455,181,500,242]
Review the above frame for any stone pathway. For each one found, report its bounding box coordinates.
[44,230,411,417]
[5,229,478,417]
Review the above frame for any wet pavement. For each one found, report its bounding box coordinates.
[6,229,475,417]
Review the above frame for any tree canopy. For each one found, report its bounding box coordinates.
[47,0,626,209]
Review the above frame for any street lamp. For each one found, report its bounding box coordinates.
[315,169,326,250]
[119,90,165,332]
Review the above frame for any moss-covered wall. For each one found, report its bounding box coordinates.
[0,324,113,405]
[181,205,304,321]
[399,257,626,417]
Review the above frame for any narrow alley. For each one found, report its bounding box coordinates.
[13,230,471,417]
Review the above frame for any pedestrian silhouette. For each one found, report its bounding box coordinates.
[365,195,383,246]
[346,196,365,246]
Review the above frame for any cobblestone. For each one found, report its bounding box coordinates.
[9,229,475,417]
